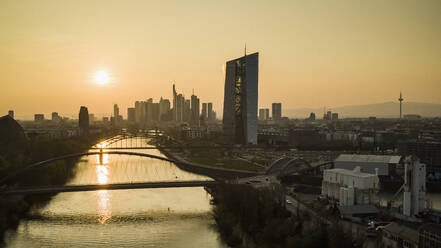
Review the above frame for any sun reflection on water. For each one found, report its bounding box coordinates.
[96,157,111,223]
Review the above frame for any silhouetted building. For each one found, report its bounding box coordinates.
[223,52,258,145]
[34,114,44,121]
[159,97,171,121]
[0,115,27,150]
[127,108,136,123]
[8,110,14,119]
[308,112,316,121]
[207,102,214,121]
[400,141,441,173]
[259,108,270,120]
[191,94,200,125]
[113,104,119,123]
[51,112,61,122]
[332,113,339,120]
[79,106,89,136]
[201,103,208,119]
[259,109,265,121]
[183,98,190,122]
[272,103,282,121]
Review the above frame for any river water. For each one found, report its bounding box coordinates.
[5,137,226,248]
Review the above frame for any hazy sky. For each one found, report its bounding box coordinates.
[1,0,440,119]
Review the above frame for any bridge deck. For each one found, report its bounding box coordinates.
[0,181,218,195]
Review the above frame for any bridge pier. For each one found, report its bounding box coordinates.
[99,148,103,165]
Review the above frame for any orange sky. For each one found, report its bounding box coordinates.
[1,0,440,119]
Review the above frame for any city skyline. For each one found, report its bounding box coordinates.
[1,0,440,119]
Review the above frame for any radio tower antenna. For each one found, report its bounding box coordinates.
[398,92,404,119]
[244,43,247,56]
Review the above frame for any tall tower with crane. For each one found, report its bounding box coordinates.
[398,92,404,119]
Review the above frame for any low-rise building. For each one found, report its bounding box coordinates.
[322,167,379,206]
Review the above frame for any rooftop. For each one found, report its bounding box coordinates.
[325,167,378,178]
[335,154,401,164]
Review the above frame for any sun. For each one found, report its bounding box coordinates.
[94,70,110,85]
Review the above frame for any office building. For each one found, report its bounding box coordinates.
[201,103,208,119]
[332,113,339,120]
[223,52,258,145]
[79,106,89,136]
[207,102,214,121]
[308,112,316,121]
[272,103,281,121]
[259,108,270,121]
[159,98,171,121]
[191,94,200,125]
[8,110,14,119]
[127,108,136,123]
[88,113,95,124]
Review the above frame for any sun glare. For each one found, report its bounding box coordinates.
[94,70,110,85]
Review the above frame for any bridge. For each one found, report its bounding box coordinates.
[266,156,334,177]
[0,181,218,196]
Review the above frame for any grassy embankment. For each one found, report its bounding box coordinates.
[157,137,264,172]
[0,134,107,242]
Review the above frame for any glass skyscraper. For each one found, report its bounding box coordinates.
[222,52,258,145]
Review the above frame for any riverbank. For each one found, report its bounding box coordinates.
[0,134,109,242]
[151,135,265,173]
[210,183,357,248]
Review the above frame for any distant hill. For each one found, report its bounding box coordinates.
[285,102,441,119]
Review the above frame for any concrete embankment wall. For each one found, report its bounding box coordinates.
[159,148,260,180]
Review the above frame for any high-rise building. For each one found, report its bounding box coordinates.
[272,103,282,121]
[191,94,200,125]
[201,103,208,119]
[79,106,89,136]
[159,97,171,121]
[259,109,265,121]
[309,112,316,121]
[51,112,60,122]
[332,113,339,120]
[127,108,136,123]
[34,114,44,121]
[207,103,213,121]
[223,52,258,145]
[264,109,269,120]
[113,104,119,122]
[8,110,14,119]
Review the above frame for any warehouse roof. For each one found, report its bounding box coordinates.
[325,167,377,178]
[335,154,401,164]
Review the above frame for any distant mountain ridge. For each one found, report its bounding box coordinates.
[285,102,441,118]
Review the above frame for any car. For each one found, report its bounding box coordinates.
[286,199,293,205]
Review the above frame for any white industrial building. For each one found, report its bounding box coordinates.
[334,154,401,176]
[322,167,380,206]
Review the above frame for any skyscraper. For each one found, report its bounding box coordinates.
[272,103,282,120]
[127,108,136,123]
[201,103,208,119]
[259,109,265,121]
[8,110,14,119]
[191,94,200,125]
[114,104,119,121]
[207,103,213,121]
[159,97,171,121]
[79,106,89,136]
[222,52,258,145]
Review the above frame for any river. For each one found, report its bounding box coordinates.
[4,137,226,248]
